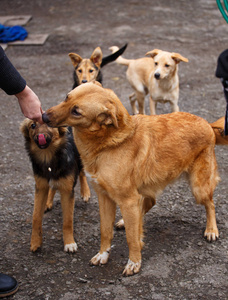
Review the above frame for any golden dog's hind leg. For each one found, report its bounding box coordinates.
[90,193,116,266]
[189,149,219,242]
[116,196,155,230]
[30,178,49,252]
[120,196,143,276]
[59,187,77,253]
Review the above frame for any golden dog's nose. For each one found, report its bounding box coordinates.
[42,112,50,124]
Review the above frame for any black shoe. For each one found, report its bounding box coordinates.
[0,273,18,298]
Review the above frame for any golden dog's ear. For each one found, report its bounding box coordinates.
[90,47,102,67]
[145,49,161,58]
[97,109,118,128]
[68,53,83,67]
[171,53,189,64]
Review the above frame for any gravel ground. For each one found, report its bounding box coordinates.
[0,0,228,299]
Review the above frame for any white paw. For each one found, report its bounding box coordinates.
[204,231,219,242]
[64,242,78,253]
[90,249,110,265]
[122,259,141,276]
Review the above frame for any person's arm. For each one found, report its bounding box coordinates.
[0,46,43,123]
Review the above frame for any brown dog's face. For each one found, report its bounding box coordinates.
[146,49,188,80]
[20,119,67,149]
[42,82,126,133]
[69,47,103,84]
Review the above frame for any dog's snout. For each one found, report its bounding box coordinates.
[154,73,160,80]
[42,113,50,124]
[82,80,87,84]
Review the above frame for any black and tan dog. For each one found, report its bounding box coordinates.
[43,82,228,276]
[20,119,90,252]
[69,44,127,88]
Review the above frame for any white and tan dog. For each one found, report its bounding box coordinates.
[109,46,188,115]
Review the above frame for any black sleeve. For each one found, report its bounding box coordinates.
[0,46,26,95]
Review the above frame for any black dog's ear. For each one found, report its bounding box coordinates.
[20,119,31,139]
[58,126,68,137]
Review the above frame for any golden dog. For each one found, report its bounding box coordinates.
[109,46,188,115]
[42,82,228,276]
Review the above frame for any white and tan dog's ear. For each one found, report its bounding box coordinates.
[145,49,161,58]
[171,53,189,64]
[68,53,83,67]
[90,47,103,67]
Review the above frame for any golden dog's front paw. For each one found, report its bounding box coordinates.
[90,249,110,266]
[204,228,219,242]
[64,242,78,253]
[122,259,141,276]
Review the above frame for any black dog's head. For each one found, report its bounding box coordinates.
[20,119,67,150]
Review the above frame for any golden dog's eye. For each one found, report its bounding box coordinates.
[165,64,170,68]
[31,123,36,129]
[71,106,82,117]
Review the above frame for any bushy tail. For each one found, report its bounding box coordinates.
[109,46,132,66]
[210,116,228,145]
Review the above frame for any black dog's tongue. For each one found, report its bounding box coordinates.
[38,134,47,146]
[215,49,228,135]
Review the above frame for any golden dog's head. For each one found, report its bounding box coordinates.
[69,47,102,84]
[42,82,131,135]
[146,49,188,80]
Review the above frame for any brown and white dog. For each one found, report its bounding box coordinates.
[21,119,90,252]
[42,82,227,276]
[69,44,127,89]
[109,46,188,115]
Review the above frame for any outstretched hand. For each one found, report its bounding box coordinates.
[16,85,43,123]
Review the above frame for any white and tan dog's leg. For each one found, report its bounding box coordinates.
[170,100,179,112]
[129,92,138,115]
[90,193,116,266]
[149,96,157,115]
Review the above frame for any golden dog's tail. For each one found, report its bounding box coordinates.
[109,46,132,66]
[210,116,228,145]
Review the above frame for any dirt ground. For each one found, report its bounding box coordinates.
[0,0,228,299]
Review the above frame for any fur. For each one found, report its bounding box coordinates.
[20,119,90,252]
[109,46,188,115]
[42,82,228,275]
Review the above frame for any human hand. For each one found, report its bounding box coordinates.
[16,85,43,123]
